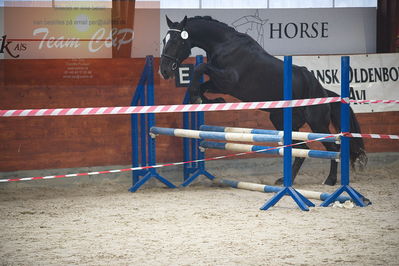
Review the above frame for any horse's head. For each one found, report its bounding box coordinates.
[160,15,191,79]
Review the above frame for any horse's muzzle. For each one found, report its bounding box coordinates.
[160,68,176,80]
[160,69,170,80]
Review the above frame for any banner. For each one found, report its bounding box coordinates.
[0,2,135,59]
[292,54,399,113]
[160,8,376,56]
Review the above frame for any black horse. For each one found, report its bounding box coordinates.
[160,15,367,186]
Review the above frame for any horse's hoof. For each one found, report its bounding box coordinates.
[190,96,202,104]
[355,153,368,172]
[190,95,202,104]
[213,97,226,103]
[323,177,336,186]
[201,97,226,104]
[274,177,283,185]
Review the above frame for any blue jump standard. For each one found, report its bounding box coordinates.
[129,56,176,192]
[181,55,216,187]
[261,56,315,211]
[320,56,368,207]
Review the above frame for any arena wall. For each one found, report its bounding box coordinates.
[0,57,398,172]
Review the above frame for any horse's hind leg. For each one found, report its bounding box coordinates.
[269,109,307,185]
[320,142,338,186]
[274,142,309,185]
[307,134,339,186]
[305,106,339,186]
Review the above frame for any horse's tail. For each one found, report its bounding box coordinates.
[325,89,368,170]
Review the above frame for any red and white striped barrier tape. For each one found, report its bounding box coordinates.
[1,98,398,118]
[349,100,399,104]
[0,97,340,117]
[344,133,399,140]
[0,133,340,183]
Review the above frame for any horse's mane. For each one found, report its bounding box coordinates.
[188,16,235,31]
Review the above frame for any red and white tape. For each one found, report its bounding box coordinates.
[349,100,399,104]
[1,98,398,118]
[0,97,340,117]
[0,134,340,183]
[345,133,399,140]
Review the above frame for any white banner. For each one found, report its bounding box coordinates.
[161,8,376,56]
[289,54,399,113]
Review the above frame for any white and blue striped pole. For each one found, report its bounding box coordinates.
[199,141,340,160]
[217,179,358,203]
[150,127,282,143]
[199,125,339,143]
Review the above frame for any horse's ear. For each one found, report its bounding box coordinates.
[181,16,188,29]
[166,15,173,28]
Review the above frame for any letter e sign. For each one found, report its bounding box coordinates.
[175,64,194,87]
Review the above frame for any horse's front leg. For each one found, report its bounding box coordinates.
[198,81,226,103]
[188,63,238,104]
[188,63,208,104]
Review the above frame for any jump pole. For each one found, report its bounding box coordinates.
[150,127,340,159]
[199,125,340,143]
[320,56,368,207]
[215,179,357,203]
[150,127,283,143]
[260,56,315,211]
[199,141,339,160]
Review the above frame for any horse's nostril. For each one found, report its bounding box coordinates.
[172,62,177,70]
[160,69,169,79]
